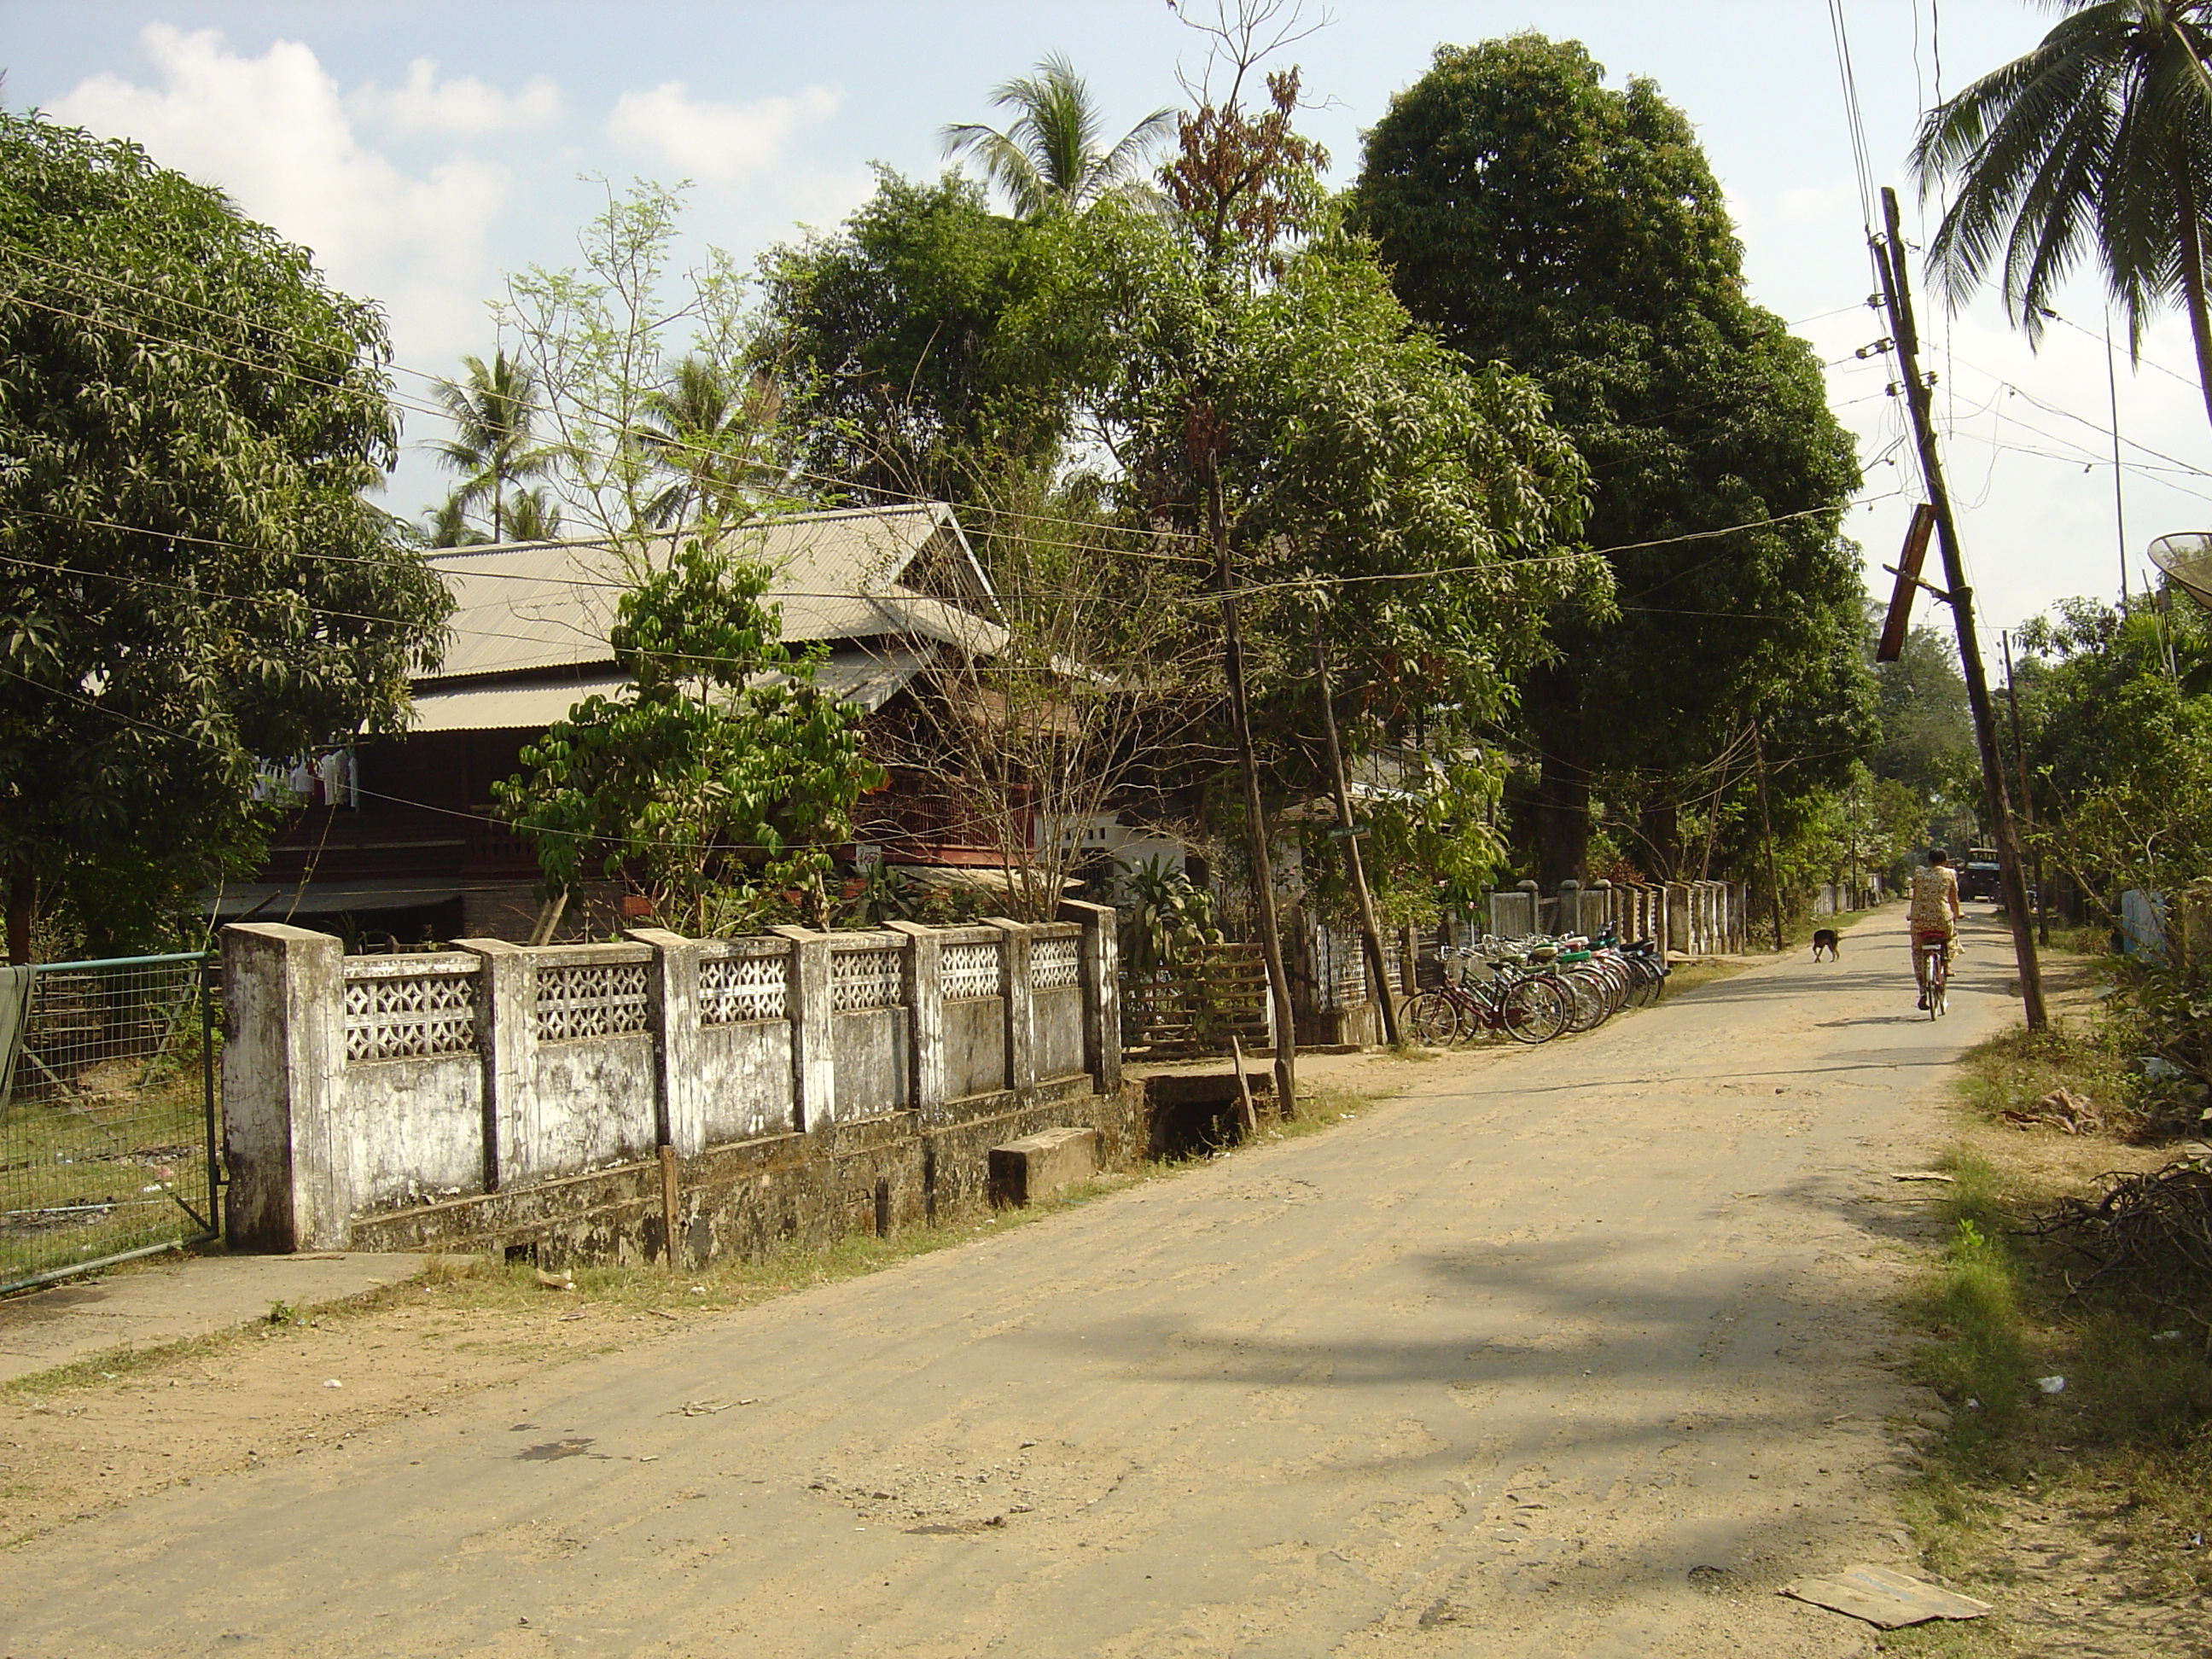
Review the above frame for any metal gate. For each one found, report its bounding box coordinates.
[2,952,218,1293]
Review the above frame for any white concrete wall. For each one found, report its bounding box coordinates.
[222,904,1121,1251]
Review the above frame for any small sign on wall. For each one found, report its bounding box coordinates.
[853,844,883,871]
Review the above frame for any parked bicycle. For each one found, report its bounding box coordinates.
[1403,933,1668,1046]
[1403,946,1568,1045]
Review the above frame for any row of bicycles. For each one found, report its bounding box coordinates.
[1401,932,1671,1046]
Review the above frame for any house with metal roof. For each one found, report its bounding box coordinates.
[219,503,1016,943]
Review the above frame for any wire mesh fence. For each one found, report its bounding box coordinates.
[2,952,218,1293]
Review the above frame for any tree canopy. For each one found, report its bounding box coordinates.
[759,171,1145,502]
[1349,34,1875,884]
[495,530,880,935]
[0,109,450,957]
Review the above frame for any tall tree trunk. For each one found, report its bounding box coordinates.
[2174,149,2212,431]
[1533,753,1590,892]
[1310,622,1400,1045]
[1638,796,1681,883]
[6,853,32,966]
[1204,449,1296,1114]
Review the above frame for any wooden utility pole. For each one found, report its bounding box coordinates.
[1310,620,1400,1045]
[1876,187,2047,1028]
[1202,442,1297,1110]
[2000,632,2050,947]
[1750,720,1786,953]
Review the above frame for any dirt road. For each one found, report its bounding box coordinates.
[0,907,2015,1657]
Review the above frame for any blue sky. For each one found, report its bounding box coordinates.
[7,1,2207,648]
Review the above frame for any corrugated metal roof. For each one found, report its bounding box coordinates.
[421,503,997,683]
[405,646,939,733]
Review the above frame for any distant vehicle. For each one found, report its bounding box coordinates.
[1959,845,2002,902]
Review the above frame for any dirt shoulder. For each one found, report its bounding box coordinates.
[1892,944,2212,1656]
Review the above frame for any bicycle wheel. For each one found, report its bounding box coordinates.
[1555,969,1610,1033]
[1404,991,1461,1047]
[1929,957,1947,1019]
[1627,956,1666,1009]
[1500,976,1568,1043]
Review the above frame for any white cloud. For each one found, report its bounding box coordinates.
[606,82,838,183]
[349,59,561,137]
[49,26,507,364]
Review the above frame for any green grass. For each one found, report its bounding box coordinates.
[1898,1118,2212,1602]
[1,1074,215,1288]
[1952,1019,2132,1131]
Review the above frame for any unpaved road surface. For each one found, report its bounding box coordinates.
[3,910,2014,1656]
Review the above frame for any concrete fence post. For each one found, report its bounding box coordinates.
[1557,878,1581,937]
[629,928,704,1157]
[773,925,835,1132]
[989,917,1037,1097]
[885,922,946,1118]
[1058,899,1121,1093]
[221,923,350,1252]
[454,938,536,1189]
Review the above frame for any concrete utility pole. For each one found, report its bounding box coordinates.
[1310,620,1400,1045]
[1875,187,2047,1029]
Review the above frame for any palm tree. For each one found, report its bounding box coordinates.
[424,496,488,549]
[501,486,563,542]
[943,54,1174,219]
[633,357,786,527]
[430,347,552,540]
[1911,1,2212,426]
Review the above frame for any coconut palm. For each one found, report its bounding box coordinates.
[423,496,488,549]
[633,356,786,527]
[943,54,1174,219]
[1911,0,2212,425]
[429,347,553,540]
[501,486,563,542]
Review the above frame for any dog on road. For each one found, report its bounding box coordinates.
[1811,928,1841,962]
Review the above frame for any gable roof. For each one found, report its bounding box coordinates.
[419,502,1003,685]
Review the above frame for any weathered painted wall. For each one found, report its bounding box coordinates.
[222,903,1123,1262]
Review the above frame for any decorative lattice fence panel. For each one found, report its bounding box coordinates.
[941,941,1003,1000]
[699,947,789,1025]
[1031,936,1080,991]
[343,959,480,1062]
[534,961,649,1041]
[831,948,904,1014]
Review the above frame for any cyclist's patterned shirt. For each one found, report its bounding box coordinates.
[1908,864,1959,935]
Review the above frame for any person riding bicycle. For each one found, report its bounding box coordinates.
[1908,847,1963,1009]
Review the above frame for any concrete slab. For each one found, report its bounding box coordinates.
[0,1251,435,1384]
[988,1126,1097,1207]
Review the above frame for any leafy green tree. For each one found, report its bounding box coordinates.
[1912,0,2212,426]
[0,109,451,958]
[943,53,1173,220]
[500,181,754,537]
[2013,591,2212,899]
[1349,34,1875,885]
[1872,622,1976,806]
[635,356,786,528]
[493,530,881,934]
[429,347,550,541]
[759,171,1144,501]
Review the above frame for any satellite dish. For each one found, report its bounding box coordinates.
[2149,533,2212,612]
